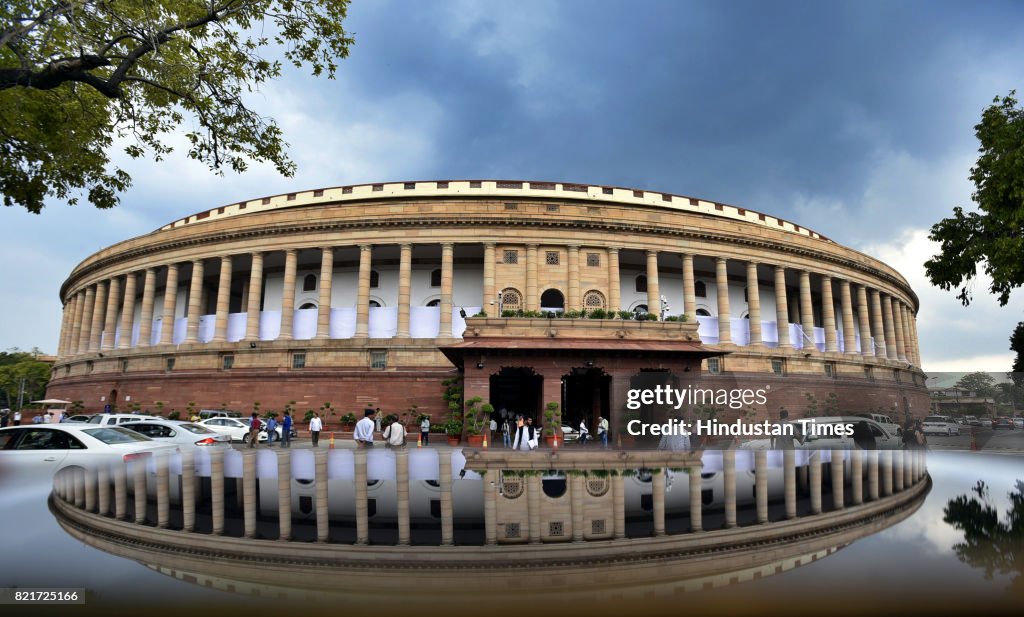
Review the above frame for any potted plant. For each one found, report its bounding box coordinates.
[445,418,463,445]
[464,397,485,447]
[479,403,495,445]
[406,405,420,430]
[340,412,358,431]
[543,401,561,446]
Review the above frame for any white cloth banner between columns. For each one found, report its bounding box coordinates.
[198,315,215,342]
[227,313,247,342]
[368,307,398,338]
[259,310,281,341]
[410,306,441,338]
[172,317,187,344]
[293,308,317,340]
[330,308,356,339]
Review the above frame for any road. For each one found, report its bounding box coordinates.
[925,426,1024,452]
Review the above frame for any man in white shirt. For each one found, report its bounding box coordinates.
[420,416,431,445]
[354,409,376,447]
[13,410,22,425]
[308,412,323,447]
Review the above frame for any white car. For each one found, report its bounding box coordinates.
[0,424,177,476]
[198,417,268,443]
[87,413,162,426]
[740,416,901,450]
[921,415,960,436]
[854,413,903,437]
[121,420,231,451]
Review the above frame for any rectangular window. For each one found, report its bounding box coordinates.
[371,350,387,369]
[469,181,482,188]
[436,181,449,189]
[586,253,600,267]
[222,354,234,370]
[503,250,519,265]
[372,184,384,192]
[121,360,129,373]
[504,202,519,211]
[313,189,324,197]
[404,182,416,190]
[545,251,560,265]
[86,361,94,374]
[292,352,306,369]
[771,358,785,376]
[824,362,835,378]
[864,366,874,381]
[165,358,175,372]
[602,187,614,195]
[893,369,901,383]
[545,204,560,212]
[707,358,722,375]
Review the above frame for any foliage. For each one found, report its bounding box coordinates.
[925,92,1024,306]
[472,310,487,318]
[943,480,1024,589]
[339,412,357,425]
[167,411,180,420]
[0,349,51,408]
[1011,322,1024,386]
[617,310,634,320]
[956,372,998,398]
[564,309,582,319]
[463,396,483,435]
[0,0,354,213]
[542,401,561,437]
[185,401,196,417]
[587,308,607,319]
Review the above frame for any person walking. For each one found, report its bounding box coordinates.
[265,414,278,447]
[598,416,609,449]
[280,411,292,448]
[354,409,376,447]
[501,417,512,449]
[383,417,407,449]
[578,418,589,446]
[309,412,323,448]
[513,416,539,451]
[488,417,497,445]
[247,412,261,448]
[420,415,431,446]
[13,409,21,426]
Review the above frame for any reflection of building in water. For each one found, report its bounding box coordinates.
[51,448,929,613]
[47,180,930,427]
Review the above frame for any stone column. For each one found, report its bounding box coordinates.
[652,469,666,536]
[70,291,85,355]
[160,264,179,345]
[688,465,703,532]
[484,471,498,546]
[830,450,845,510]
[483,242,496,313]
[746,262,762,345]
[527,475,542,543]
[396,244,411,337]
[608,248,621,313]
[891,298,907,362]
[900,304,913,363]
[870,289,886,358]
[138,269,157,348]
[78,286,96,353]
[181,451,195,532]
[243,451,257,538]
[784,449,797,519]
[355,245,372,338]
[117,273,137,349]
[774,266,791,347]
[245,253,264,340]
[184,260,205,343]
[113,460,127,520]
[851,449,863,506]
[97,463,110,516]
[881,294,898,360]
[211,450,225,535]
[278,450,292,541]
[156,453,170,528]
[682,253,696,321]
[74,468,84,508]
[89,281,108,352]
[903,449,913,487]
[893,449,905,492]
[440,243,454,336]
[809,451,822,514]
[317,247,334,339]
[133,459,147,524]
[715,257,731,343]
[880,450,893,497]
[315,450,329,542]
[84,466,96,512]
[868,450,879,501]
[212,256,233,342]
[723,449,737,528]
[567,245,581,311]
[101,276,121,351]
[822,275,839,352]
[439,452,454,545]
[279,249,298,341]
[840,280,856,354]
[647,250,661,316]
[396,448,411,545]
[354,449,369,544]
[526,244,539,311]
[799,271,814,349]
[856,285,872,357]
[56,301,69,357]
[912,313,922,366]
[612,474,626,539]
[754,450,769,523]
[570,474,585,542]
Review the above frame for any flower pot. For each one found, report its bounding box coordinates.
[545,435,560,448]
[446,435,461,446]
[467,434,485,447]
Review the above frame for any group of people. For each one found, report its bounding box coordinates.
[0,408,22,427]
[246,410,293,448]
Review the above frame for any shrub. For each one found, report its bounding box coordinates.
[664,315,679,322]
[588,308,607,319]
[645,313,658,321]
[167,411,180,421]
[617,310,634,320]
[565,309,582,319]
[472,310,487,317]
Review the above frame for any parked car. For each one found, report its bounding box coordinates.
[979,416,994,429]
[63,415,93,423]
[1014,417,1024,429]
[854,413,902,436]
[87,413,162,426]
[197,409,241,420]
[198,416,266,443]
[963,415,981,426]
[992,417,1015,430]
[740,416,901,450]
[121,419,232,450]
[921,415,960,436]
[559,425,580,443]
[0,424,177,475]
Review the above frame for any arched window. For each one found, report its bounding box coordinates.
[426,299,440,307]
[583,290,606,310]
[695,280,707,297]
[302,274,317,292]
[696,308,711,317]
[635,274,647,293]
[369,300,381,308]
[500,288,522,312]
[540,289,565,310]
[633,304,648,315]
[299,302,317,310]
[429,269,442,287]
[369,270,380,288]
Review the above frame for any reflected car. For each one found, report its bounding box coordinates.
[559,425,580,443]
[121,420,232,450]
[922,415,960,436]
[63,415,93,423]
[0,424,177,475]
[992,417,1015,430]
[740,416,900,450]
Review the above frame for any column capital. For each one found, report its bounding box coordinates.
[398,243,411,251]
[441,242,454,250]
[716,256,728,265]
[646,249,659,257]
[191,258,204,266]
[746,259,759,267]
[526,243,539,249]
[607,246,619,254]
[567,244,580,251]
[220,254,232,263]
[483,241,496,249]
[774,264,786,273]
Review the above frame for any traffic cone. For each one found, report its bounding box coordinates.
[418,433,422,448]
[329,432,335,450]
[483,434,489,448]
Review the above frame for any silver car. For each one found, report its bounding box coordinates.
[921,415,960,436]
[0,424,177,476]
[121,420,231,451]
